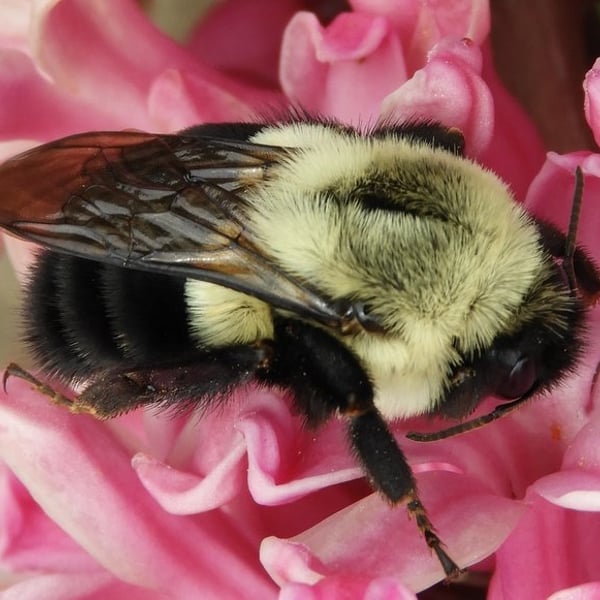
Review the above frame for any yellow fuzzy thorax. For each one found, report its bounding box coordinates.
[186,122,567,419]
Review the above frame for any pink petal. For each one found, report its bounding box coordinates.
[533,470,600,511]
[241,402,360,505]
[280,575,417,600]
[188,0,302,87]
[0,0,33,53]
[317,12,391,61]
[402,397,570,505]
[280,12,407,124]
[533,415,600,510]
[0,50,124,139]
[0,466,98,574]
[524,152,600,261]
[137,387,362,513]
[132,438,247,513]
[147,68,260,131]
[28,1,151,129]
[0,572,166,600]
[489,494,600,599]
[563,417,600,472]
[379,38,493,155]
[147,68,285,131]
[261,472,524,592]
[584,58,600,147]
[549,582,600,600]
[0,378,277,599]
[30,0,272,133]
[31,0,184,124]
[350,0,490,73]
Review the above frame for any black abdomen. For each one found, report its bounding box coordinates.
[25,253,198,381]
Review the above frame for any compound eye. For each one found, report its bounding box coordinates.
[496,355,537,399]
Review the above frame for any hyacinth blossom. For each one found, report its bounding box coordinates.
[1,1,600,598]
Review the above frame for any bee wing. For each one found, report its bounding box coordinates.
[0,130,348,328]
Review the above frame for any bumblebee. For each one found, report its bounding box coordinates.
[1,118,597,578]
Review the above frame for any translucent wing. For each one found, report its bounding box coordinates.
[0,130,350,329]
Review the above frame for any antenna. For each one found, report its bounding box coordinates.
[563,166,584,293]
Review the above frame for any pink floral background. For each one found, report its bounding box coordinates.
[1,1,600,598]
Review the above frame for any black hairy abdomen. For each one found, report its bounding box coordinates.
[25,253,198,381]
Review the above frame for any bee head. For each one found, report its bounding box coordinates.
[438,261,585,419]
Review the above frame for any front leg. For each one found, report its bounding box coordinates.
[263,318,463,580]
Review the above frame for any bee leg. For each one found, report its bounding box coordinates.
[266,319,463,580]
[3,363,75,410]
[3,344,272,419]
[349,409,464,580]
[69,343,273,419]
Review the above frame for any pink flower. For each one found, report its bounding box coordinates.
[1,1,600,598]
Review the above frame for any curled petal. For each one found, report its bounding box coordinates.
[350,0,490,71]
[261,538,323,588]
[280,12,406,124]
[315,12,392,61]
[132,442,247,514]
[380,38,493,155]
[134,390,279,514]
[241,404,360,506]
[136,389,359,514]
